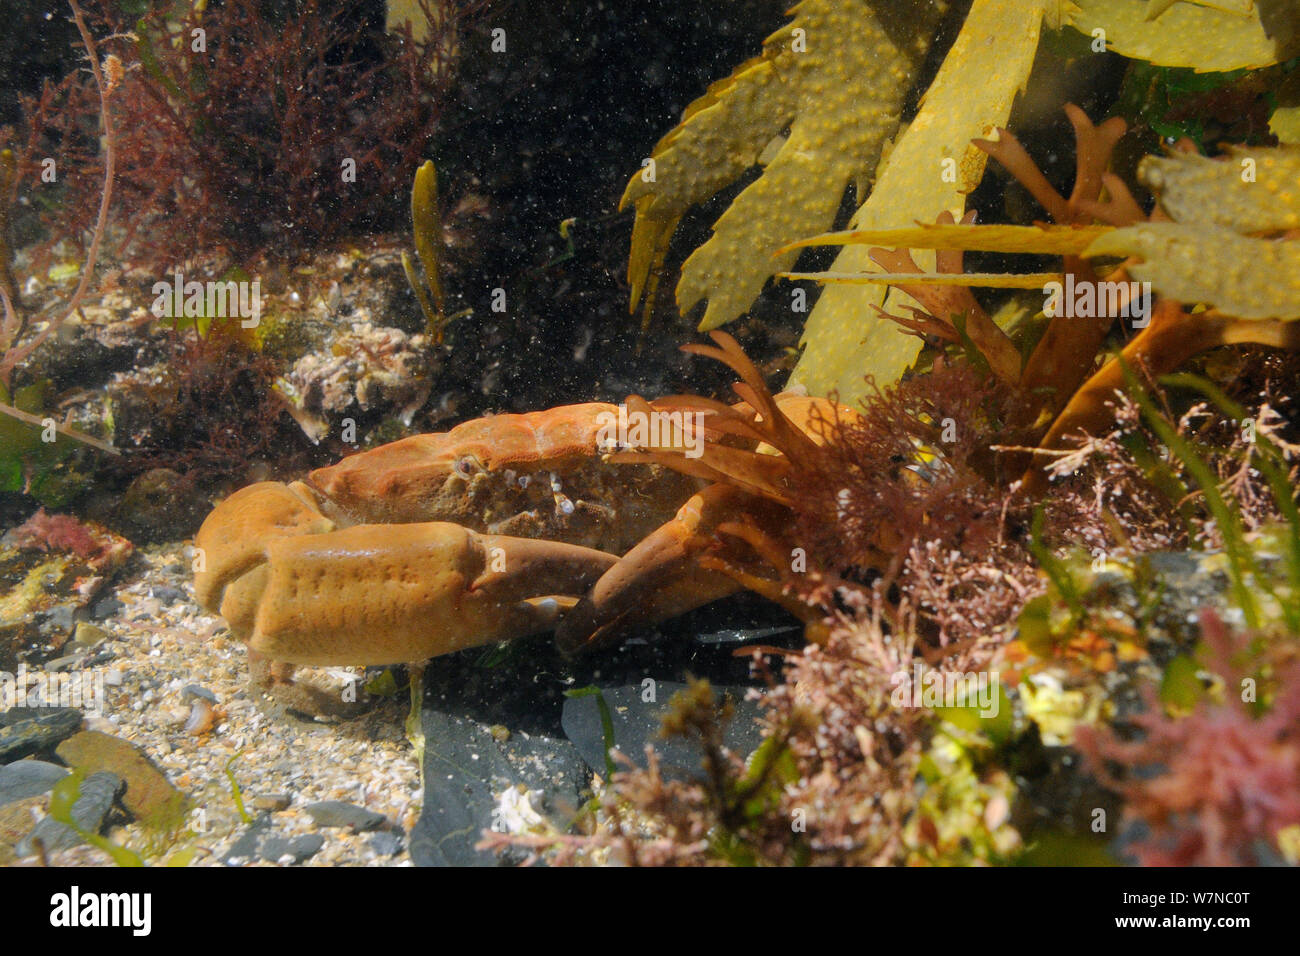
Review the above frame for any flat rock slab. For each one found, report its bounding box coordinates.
[259,833,325,864]
[561,681,764,781]
[411,600,796,866]
[16,770,123,857]
[0,708,83,763]
[0,759,70,807]
[304,801,386,831]
[56,730,188,829]
[410,710,587,867]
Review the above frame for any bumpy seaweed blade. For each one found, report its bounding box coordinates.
[1067,0,1300,72]
[621,0,948,334]
[790,0,1050,404]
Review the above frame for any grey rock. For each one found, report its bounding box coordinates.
[561,681,765,782]
[259,833,324,864]
[181,684,217,704]
[42,606,75,635]
[0,708,83,762]
[42,653,90,673]
[251,793,291,812]
[223,814,271,865]
[411,709,586,867]
[90,597,124,621]
[409,607,781,867]
[151,586,187,605]
[0,759,69,806]
[15,770,122,857]
[304,801,386,831]
[369,831,403,857]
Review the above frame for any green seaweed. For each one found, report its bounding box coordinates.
[47,771,144,867]
[1121,362,1261,629]
[1160,371,1300,633]
[224,750,252,825]
[564,686,618,779]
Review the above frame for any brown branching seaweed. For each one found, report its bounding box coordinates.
[6,0,471,270]
[0,0,115,390]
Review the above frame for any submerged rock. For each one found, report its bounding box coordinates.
[15,770,123,857]
[0,708,83,762]
[55,730,187,828]
[0,759,69,806]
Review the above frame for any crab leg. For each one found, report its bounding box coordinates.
[555,483,778,654]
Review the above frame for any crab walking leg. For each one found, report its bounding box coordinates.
[556,483,772,654]
[211,520,618,665]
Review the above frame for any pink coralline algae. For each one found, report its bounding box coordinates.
[1076,609,1300,866]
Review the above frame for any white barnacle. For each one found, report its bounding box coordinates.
[504,469,517,487]
[549,471,563,493]
[553,492,575,516]
[516,473,531,489]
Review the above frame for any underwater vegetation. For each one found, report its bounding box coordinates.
[479,1,1300,866]
[0,1,492,522]
[2,0,1300,870]
[1076,608,1300,867]
[624,0,1300,408]
[5,0,469,266]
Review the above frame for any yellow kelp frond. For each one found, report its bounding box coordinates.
[781,223,1112,256]
[620,0,948,333]
[404,160,450,342]
[1139,147,1300,233]
[1066,0,1300,72]
[790,0,1050,404]
[1084,224,1300,320]
[784,270,1062,289]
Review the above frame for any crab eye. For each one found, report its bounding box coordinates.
[453,455,482,480]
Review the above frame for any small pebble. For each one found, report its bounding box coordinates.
[260,833,324,864]
[72,622,111,648]
[151,586,186,605]
[90,597,124,621]
[252,793,292,812]
[369,831,404,857]
[304,800,386,831]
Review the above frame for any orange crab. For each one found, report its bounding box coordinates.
[194,333,857,681]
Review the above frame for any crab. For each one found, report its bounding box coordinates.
[193,333,857,696]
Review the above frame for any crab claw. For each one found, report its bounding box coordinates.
[555,483,772,654]
[196,483,618,665]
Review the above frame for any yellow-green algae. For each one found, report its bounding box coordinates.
[790,0,1050,400]
[621,0,948,333]
[1139,147,1300,233]
[1084,223,1300,320]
